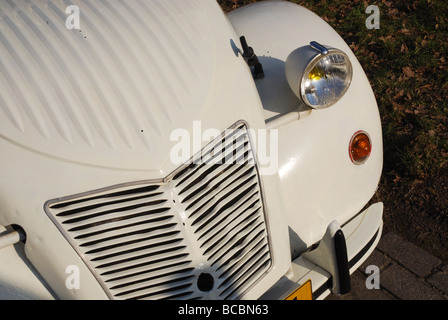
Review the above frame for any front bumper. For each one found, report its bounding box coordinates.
[260,202,383,300]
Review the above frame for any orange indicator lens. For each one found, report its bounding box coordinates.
[349,131,372,164]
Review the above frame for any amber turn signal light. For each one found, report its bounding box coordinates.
[349,131,372,165]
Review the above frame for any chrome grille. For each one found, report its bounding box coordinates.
[45,122,272,300]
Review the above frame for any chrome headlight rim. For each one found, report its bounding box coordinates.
[300,46,353,109]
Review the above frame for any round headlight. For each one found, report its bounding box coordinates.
[286,42,353,109]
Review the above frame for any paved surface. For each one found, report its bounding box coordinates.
[327,232,448,300]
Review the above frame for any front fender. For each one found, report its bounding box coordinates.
[227,1,383,255]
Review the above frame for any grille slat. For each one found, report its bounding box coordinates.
[178,141,250,197]
[200,207,262,258]
[78,222,178,248]
[180,160,249,207]
[54,192,165,218]
[112,275,195,300]
[188,173,257,224]
[45,122,272,300]
[193,179,259,237]
[71,215,175,241]
[175,125,248,189]
[178,137,251,203]
[218,233,269,278]
[65,206,171,233]
[60,197,169,226]
[130,285,195,300]
[209,220,265,267]
[182,160,255,214]
[221,252,271,300]
[109,267,195,292]
[94,246,190,274]
[51,185,162,211]
[218,241,270,291]
[107,261,193,287]
[88,243,185,269]
[100,253,191,280]
[85,232,183,259]
[197,195,260,246]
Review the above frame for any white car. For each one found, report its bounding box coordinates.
[0,0,383,300]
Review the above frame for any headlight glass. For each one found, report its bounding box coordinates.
[301,50,353,109]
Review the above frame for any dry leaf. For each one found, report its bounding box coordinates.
[401,43,409,53]
[389,8,399,16]
[398,28,411,34]
[392,100,404,110]
[403,66,415,78]
[383,0,393,8]
[393,89,405,100]
[379,35,393,42]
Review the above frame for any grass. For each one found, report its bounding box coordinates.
[324,0,447,179]
[218,0,448,259]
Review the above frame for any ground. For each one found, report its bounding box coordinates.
[373,165,448,260]
[218,0,448,261]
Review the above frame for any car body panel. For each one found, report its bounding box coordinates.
[0,0,383,300]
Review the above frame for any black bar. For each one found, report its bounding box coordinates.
[334,229,351,295]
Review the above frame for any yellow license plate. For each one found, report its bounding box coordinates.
[284,280,312,300]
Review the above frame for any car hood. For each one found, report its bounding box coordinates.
[0,0,262,172]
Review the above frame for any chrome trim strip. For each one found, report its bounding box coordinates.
[310,41,329,55]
